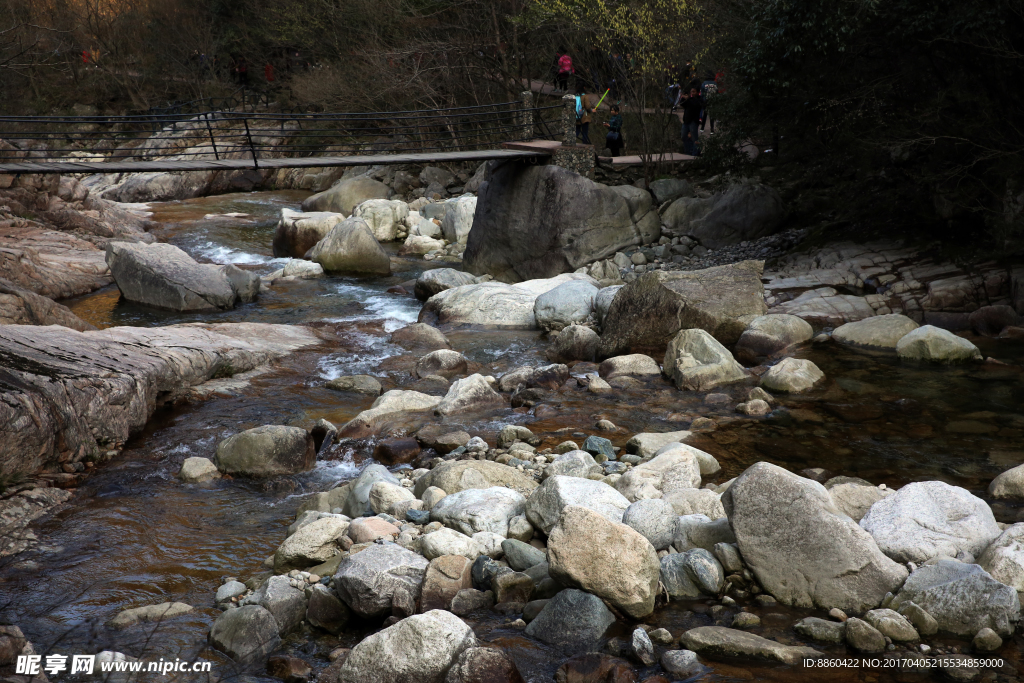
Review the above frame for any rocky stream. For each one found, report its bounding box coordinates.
[2,160,1024,683]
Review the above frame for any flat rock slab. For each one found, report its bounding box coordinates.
[108,602,193,629]
[680,626,821,665]
[0,322,319,480]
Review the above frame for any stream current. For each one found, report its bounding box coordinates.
[3,190,1024,682]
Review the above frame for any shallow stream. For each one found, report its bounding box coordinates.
[3,191,1024,682]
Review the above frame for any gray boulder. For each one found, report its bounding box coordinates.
[827,480,894,523]
[273,208,343,258]
[543,450,601,480]
[178,457,219,483]
[673,515,736,552]
[415,349,468,379]
[429,486,526,537]
[735,314,814,364]
[333,543,430,618]
[414,460,538,498]
[660,549,724,598]
[896,325,982,363]
[301,176,392,215]
[622,498,677,549]
[274,516,350,571]
[415,269,480,301]
[549,324,599,362]
[679,626,820,665]
[106,242,258,312]
[419,274,597,329]
[660,650,706,679]
[989,463,1024,500]
[214,425,315,477]
[463,163,659,283]
[390,323,452,350]
[336,609,476,683]
[979,523,1024,591]
[534,281,599,331]
[599,261,767,356]
[663,328,746,391]
[525,475,631,534]
[308,216,391,275]
[352,198,409,242]
[547,505,661,618]
[723,462,908,612]
[306,584,350,635]
[614,444,701,502]
[441,196,477,244]
[251,575,306,635]
[340,390,442,439]
[647,178,693,204]
[501,539,546,570]
[208,605,281,664]
[523,588,616,650]
[833,314,920,351]
[759,357,824,393]
[859,480,1001,564]
[343,464,401,517]
[890,560,1020,637]
[662,181,785,249]
[435,374,505,416]
[594,285,622,325]
[663,488,726,519]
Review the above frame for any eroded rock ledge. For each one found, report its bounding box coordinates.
[0,322,320,480]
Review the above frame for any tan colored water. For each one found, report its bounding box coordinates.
[4,191,1023,681]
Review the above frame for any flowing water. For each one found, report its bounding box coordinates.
[3,190,1024,682]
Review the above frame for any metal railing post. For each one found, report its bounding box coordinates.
[204,113,220,160]
[243,117,259,169]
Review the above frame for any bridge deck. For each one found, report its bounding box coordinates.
[0,148,551,175]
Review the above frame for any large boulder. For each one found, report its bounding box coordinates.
[722,462,908,612]
[534,281,599,331]
[105,242,258,311]
[599,261,767,356]
[306,584,350,635]
[420,528,484,561]
[415,269,480,301]
[214,426,315,477]
[663,328,746,391]
[896,325,982,363]
[441,196,478,244]
[420,555,473,612]
[307,216,391,275]
[339,390,442,439]
[647,178,693,204]
[251,575,307,635]
[827,480,894,523]
[429,487,526,537]
[274,517,350,571]
[524,588,616,651]
[333,543,430,618]
[208,605,281,664]
[547,506,661,618]
[832,314,920,351]
[414,460,538,498]
[443,647,523,683]
[989,463,1024,500]
[858,481,1001,564]
[273,208,344,258]
[435,374,506,416]
[343,464,400,517]
[525,475,631,534]
[352,199,409,242]
[335,610,476,683]
[735,314,814,364]
[302,176,392,215]
[419,274,598,329]
[463,163,658,283]
[890,560,1020,637]
[390,323,452,351]
[759,357,823,393]
[622,498,678,549]
[978,524,1024,591]
[614,445,701,502]
[415,349,468,379]
[548,325,599,362]
[661,181,785,249]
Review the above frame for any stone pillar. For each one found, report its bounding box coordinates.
[561,93,576,146]
[518,91,534,141]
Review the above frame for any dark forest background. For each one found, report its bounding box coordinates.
[1,0,1022,253]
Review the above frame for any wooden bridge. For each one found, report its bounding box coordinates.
[0,95,565,175]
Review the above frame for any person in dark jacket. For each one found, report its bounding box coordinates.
[603,105,624,156]
[680,87,703,155]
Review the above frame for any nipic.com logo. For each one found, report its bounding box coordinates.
[16,654,212,676]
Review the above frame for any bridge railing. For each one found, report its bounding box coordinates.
[0,93,561,168]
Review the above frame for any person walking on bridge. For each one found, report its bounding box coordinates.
[574,84,593,145]
[680,86,704,155]
[603,104,624,156]
[556,48,573,92]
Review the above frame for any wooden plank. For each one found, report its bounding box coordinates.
[0,148,552,175]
